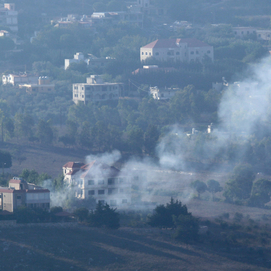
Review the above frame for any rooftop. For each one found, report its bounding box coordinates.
[142,38,211,49]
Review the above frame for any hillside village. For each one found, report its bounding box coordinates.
[0,1,271,269]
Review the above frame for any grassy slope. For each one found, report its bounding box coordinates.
[0,225,270,271]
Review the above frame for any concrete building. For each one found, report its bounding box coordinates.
[64,52,112,70]
[150,86,180,100]
[63,162,85,184]
[0,3,18,32]
[91,11,143,27]
[54,14,93,29]
[63,161,131,206]
[140,38,214,63]
[2,73,39,86]
[0,177,50,212]
[73,75,122,104]
[232,27,271,41]
[19,76,55,93]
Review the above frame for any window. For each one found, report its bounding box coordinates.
[190,51,194,55]
[88,190,95,195]
[98,200,105,205]
[234,31,237,34]
[108,178,116,185]
[81,95,84,98]
[145,52,147,55]
[98,190,105,195]
[74,86,78,90]
[142,52,144,55]
[241,31,243,34]
[207,50,211,54]
[149,52,151,55]
[102,86,107,91]
[81,87,84,90]
[108,188,117,195]
[17,196,21,199]
[88,180,94,185]
[196,51,199,55]
[176,52,180,55]
[119,188,124,193]
[155,52,159,56]
[98,180,104,185]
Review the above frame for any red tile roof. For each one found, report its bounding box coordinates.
[142,38,210,49]
[80,161,120,179]
[9,179,25,184]
[63,162,85,169]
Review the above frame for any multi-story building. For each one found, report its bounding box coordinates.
[140,38,214,63]
[73,75,122,104]
[63,161,131,206]
[2,73,39,86]
[232,26,271,41]
[0,177,50,212]
[0,3,18,32]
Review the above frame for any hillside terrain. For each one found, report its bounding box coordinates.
[0,224,270,271]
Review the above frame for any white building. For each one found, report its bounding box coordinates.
[63,161,131,206]
[232,27,271,41]
[140,38,214,63]
[150,86,180,100]
[0,3,18,32]
[73,75,122,104]
[65,52,112,70]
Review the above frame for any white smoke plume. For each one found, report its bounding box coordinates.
[46,57,271,209]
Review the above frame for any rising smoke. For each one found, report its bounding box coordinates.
[46,56,271,208]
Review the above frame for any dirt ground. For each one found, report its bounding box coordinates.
[0,224,270,271]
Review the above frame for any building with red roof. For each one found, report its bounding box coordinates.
[63,161,131,206]
[140,38,214,63]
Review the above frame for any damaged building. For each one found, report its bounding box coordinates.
[62,161,131,206]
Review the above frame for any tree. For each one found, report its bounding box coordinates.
[78,121,92,149]
[88,201,120,229]
[148,198,189,228]
[207,179,223,201]
[144,124,160,155]
[20,169,39,184]
[126,126,144,153]
[14,113,34,139]
[190,180,207,199]
[36,119,54,144]
[0,150,12,171]
[223,164,255,202]
[73,207,89,222]
[248,179,271,207]
[173,214,199,243]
